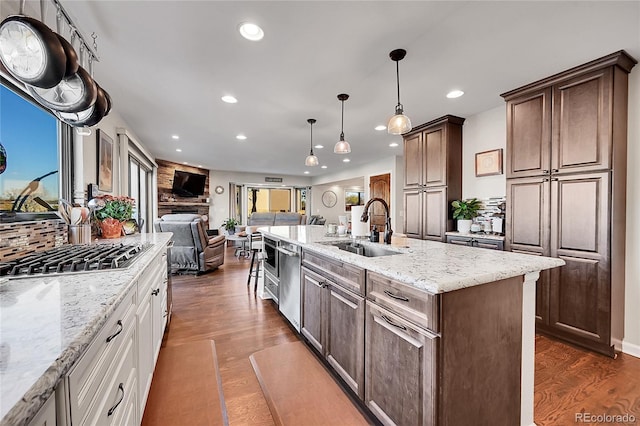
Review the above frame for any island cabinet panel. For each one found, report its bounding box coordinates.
[402,115,464,241]
[302,250,365,295]
[365,302,438,426]
[501,50,635,356]
[301,265,365,398]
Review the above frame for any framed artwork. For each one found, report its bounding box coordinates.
[321,190,337,208]
[345,190,364,211]
[97,130,113,192]
[475,148,503,177]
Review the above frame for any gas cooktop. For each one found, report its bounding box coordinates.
[0,243,150,278]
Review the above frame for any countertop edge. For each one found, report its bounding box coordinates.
[1,233,173,426]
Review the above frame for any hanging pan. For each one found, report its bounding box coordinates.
[0,1,67,88]
[57,83,109,128]
[27,65,97,112]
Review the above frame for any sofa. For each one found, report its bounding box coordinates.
[247,212,306,227]
[154,214,225,274]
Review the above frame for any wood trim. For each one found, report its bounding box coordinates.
[402,114,466,136]
[501,50,636,100]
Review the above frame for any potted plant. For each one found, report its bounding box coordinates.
[93,195,135,238]
[451,198,482,234]
[221,218,239,235]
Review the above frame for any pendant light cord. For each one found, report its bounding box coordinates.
[396,60,401,107]
[340,99,345,140]
[309,121,314,155]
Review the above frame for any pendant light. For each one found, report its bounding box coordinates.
[305,118,319,166]
[334,93,351,154]
[387,48,412,135]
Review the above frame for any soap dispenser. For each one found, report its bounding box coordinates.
[370,225,380,242]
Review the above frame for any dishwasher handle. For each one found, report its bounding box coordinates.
[277,247,299,257]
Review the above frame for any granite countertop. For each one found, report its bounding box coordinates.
[259,225,563,294]
[0,232,173,426]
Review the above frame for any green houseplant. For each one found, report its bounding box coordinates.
[221,217,239,235]
[93,195,135,238]
[451,198,482,234]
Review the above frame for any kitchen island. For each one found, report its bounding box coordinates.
[259,225,564,426]
[0,232,172,426]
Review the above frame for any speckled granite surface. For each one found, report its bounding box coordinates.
[0,232,172,426]
[260,225,564,294]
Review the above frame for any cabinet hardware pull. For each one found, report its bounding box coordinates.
[552,169,559,173]
[151,288,160,296]
[106,320,123,343]
[543,169,550,174]
[107,383,125,416]
[552,178,559,181]
[381,314,407,330]
[383,290,409,301]
[543,178,549,182]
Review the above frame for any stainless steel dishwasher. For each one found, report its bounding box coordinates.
[277,242,301,331]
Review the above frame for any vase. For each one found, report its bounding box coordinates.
[457,219,472,234]
[100,218,124,239]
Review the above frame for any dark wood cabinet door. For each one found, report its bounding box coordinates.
[326,284,365,399]
[552,69,612,174]
[424,187,447,241]
[365,302,438,426]
[403,189,423,239]
[424,126,447,187]
[549,172,611,346]
[403,133,423,189]
[505,177,550,254]
[505,88,552,178]
[301,267,326,355]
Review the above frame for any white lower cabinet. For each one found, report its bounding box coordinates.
[62,245,168,425]
[28,392,56,426]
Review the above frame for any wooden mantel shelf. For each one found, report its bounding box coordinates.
[159,202,209,207]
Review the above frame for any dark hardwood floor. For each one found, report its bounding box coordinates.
[143,246,640,425]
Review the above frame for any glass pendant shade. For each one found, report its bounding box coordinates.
[334,138,351,154]
[388,106,412,135]
[305,153,319,166]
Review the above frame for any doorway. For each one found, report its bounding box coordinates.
[369,173,390,231]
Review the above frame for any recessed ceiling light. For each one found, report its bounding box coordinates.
[389,142,399,147]
[239,22,264,41]
[321,165,327,169]
[197,165,203,167]
[236,134,247,140]
[176,148,182,152]
[314,144,324,149]
[172,135,179,140]
[375,125,386,131]
[446,90,464,99]
[343,158,351,163]
[221,95,238,104]
[304,170,310,174]
[183,161,188,164]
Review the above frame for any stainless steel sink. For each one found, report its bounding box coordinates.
[320,241,400,257]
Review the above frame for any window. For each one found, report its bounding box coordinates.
[129,149,152,233]
[247,187,291,216]
[0,80,71,219]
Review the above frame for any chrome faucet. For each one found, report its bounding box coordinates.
[361,198,393,244]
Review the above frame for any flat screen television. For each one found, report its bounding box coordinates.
[172,170,206,197]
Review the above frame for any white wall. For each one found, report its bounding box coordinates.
[624,66,640,357]
[208,170,312,230]
[311,155,404,232]
[462,106,507,199]
[310,179,364,225]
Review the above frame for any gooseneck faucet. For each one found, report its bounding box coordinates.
[361,198,393,244]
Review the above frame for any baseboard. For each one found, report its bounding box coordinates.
[622,340,640,359]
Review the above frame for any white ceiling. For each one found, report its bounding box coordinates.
[10,1,640,177]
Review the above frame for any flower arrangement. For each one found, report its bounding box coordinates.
[93,195,135,222]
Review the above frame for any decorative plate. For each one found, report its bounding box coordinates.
[215,185,225,194]
[322,190,337,208]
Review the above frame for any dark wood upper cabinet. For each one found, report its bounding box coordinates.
[402,115,464,241]
[502,51,636,356]
[505,88,552,178]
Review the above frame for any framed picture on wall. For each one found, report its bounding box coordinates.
[475,148,503,177]
[345,191,364,211]
[97,130,113,192]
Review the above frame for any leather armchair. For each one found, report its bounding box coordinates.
[154,214,225,274]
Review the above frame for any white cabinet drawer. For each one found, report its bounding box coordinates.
[67,285,136,424]
[82,320,137,425]
[138,252,164,301]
